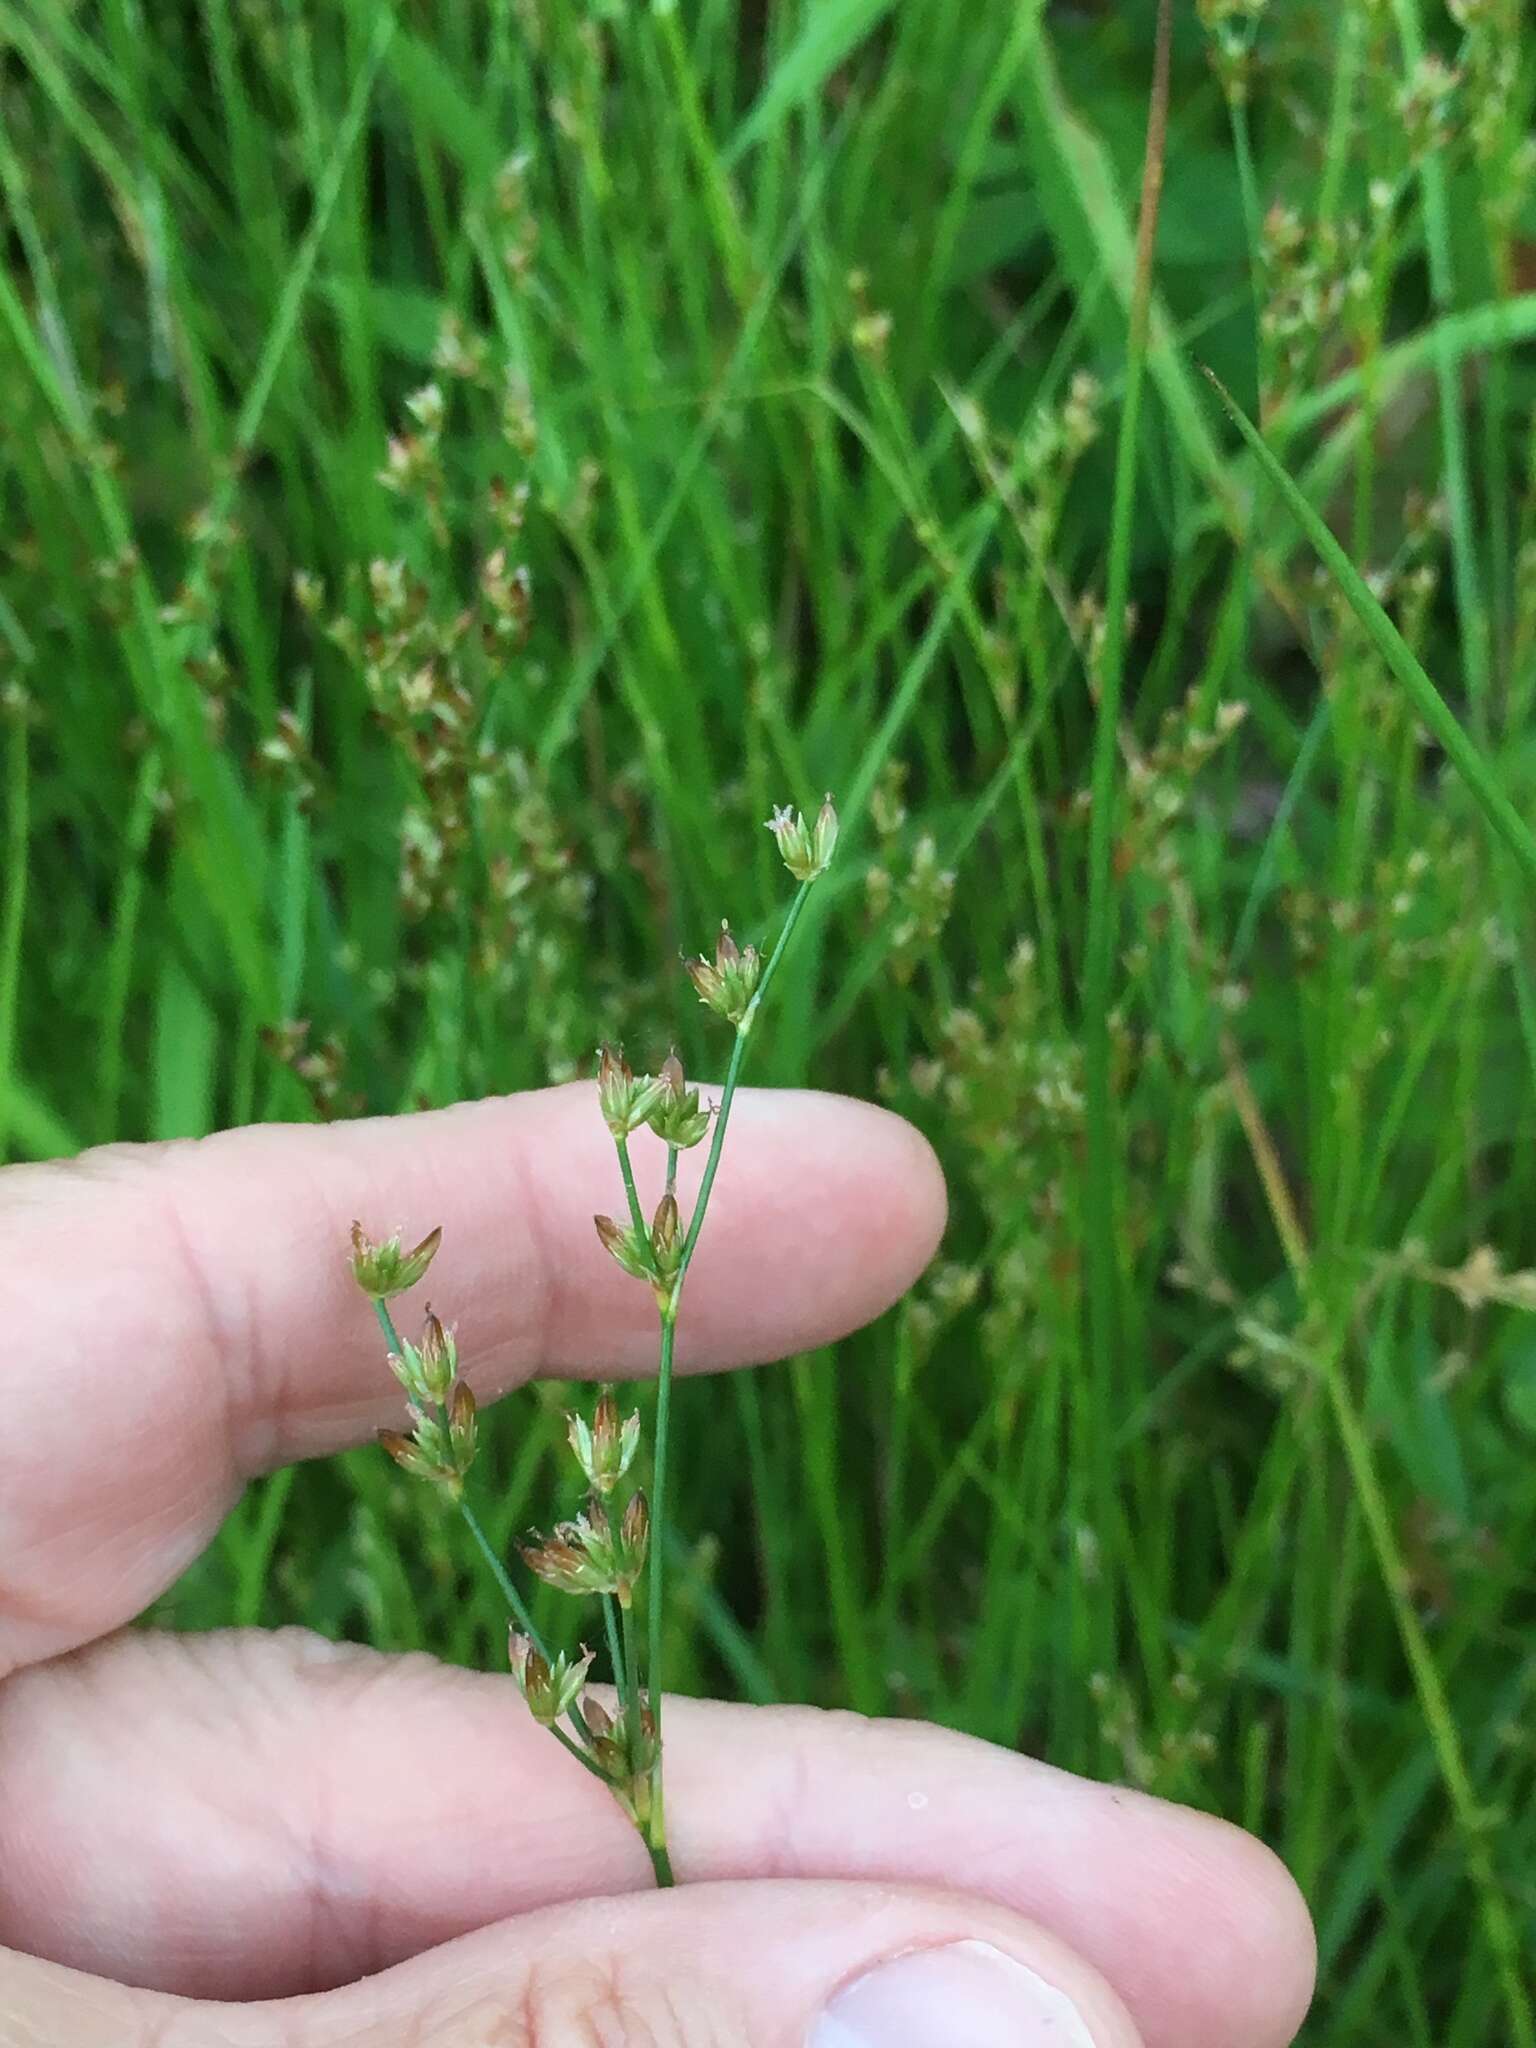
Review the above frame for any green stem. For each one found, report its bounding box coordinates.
[1388,0,1488,735]
[368,1274,612,1798]
[372,1300,545,1638]
[681,877,817,1270]
[457,1497,546,1650]
[373,1298,563,1701]
[620,1596,645,1768]
[372,1296,405,1358]
[641,874,819,1859]
[1310,1322,1536,2048]
[665,1144,679,1198]
[616,1136,648,1236]
[647,1307,679,1722]
[603,1591,627,1696]
[1082,0,1171,1481]
[549,1722,610,1783]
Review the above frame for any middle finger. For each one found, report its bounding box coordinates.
[0,1628,1313,2048]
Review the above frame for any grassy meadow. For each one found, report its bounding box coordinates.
[4,0,1536,2038]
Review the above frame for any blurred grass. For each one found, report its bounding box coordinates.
[4,1,1536,2039]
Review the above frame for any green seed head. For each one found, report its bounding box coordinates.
[765,793,838,882]
[350,1220,443,1300]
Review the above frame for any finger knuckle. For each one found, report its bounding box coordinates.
[410,1955,720,2048]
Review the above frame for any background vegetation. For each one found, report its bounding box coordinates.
[3,0,1535,2039]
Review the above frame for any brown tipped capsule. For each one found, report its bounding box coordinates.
[646,1054,710,1150]
[650,1193,680,1260]
[521,1504,623,1597]
[509,1632,549,1697]
[594,1213,654,1283]
[716,922,741,969]
[569,1390,641,1495]
[594,1388,621,1444]
[648,1193,684,1310]
[686,954,725,1010]
[448,1380,477,1470]
[509,1634,593,1725]
[520,1530,590,1596]
[377,1427,434,1481]
[419,1306,456,1404]
[629,1701,660,1774]
[596,1043,668,1136]
[621,1489,650,1576]
[583,1696,615,1742]
[401,1222,441,1291]
[596,1043,632,1134]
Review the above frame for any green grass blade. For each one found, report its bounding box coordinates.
[1016,16,1229,509]
[1082,0,1173,1436]
[1205,368,1536,890]
[725,0,895,163]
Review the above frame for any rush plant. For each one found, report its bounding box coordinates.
[351,797,836,1884]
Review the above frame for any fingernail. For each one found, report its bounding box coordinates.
[809,1939,1098,2045]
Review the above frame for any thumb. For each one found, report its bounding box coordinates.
[3,1880,1146,2046]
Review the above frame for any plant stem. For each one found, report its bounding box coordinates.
[457,1496,546,1650]
[603,1591,627,1696]
[372,1296,404,1359]
[1308,1321,1536,2048]
[641,873,819,1865]
[665,1143,679,1198]
[682,877,816,1269]
[372,1298,557,1677]
[647,1305,679,1724]
[616,1135,648,1235]
[378,1304,611,1760]
[620,1596,645,1765]
[1081,0,1171,1569]
[549,1723,610,1783]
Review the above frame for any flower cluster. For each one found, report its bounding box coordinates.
[568,1387,641,1495]
[522,1489,651,1607]
[686,924,761,1026]
[592,1052,707,1313]
[597,1044,669,1136]
[508,1636,594,1727]
[765,794,839,883]
[376,1302,479,1499]
[349,1220,443,1299]
[375,1378,478,1498]
[348,794,837,1884]
[515,1384,654,1820]
[582,1695,661,1828]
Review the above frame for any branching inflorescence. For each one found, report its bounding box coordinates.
[349,796,837,1886]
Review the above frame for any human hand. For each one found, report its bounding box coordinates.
[0,1087,1314,2046]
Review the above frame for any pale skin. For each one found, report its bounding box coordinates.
[0,1085,1316,2046]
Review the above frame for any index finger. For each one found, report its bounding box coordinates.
[0,1084,943,1676]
